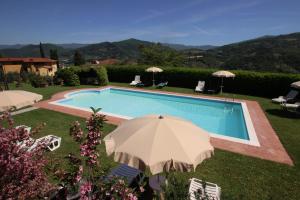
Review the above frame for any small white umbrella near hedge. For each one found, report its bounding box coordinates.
[146,67,163,86]
[212,70,236,94]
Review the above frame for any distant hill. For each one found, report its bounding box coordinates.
[163,43,217,50]
[0,44,26,49]
[0,43,71,58]
[1,33,300,73]
[56,43,89,49]
[204,32,300,73]
[76,38,153,60]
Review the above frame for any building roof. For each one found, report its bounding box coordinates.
[0,57,56,63]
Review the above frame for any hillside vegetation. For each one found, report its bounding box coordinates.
[203,32,300,73]
[1,33,300,73]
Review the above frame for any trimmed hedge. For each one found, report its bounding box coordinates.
[106,65,300,97]
[56,66,108,86]
[55,68,80,86]
[96,67,109,86]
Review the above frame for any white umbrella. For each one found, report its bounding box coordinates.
[291,81,300,90]
[212,70,235,94]
[104,115,214,174]
[146,67,163,86]
[0,90,43,112]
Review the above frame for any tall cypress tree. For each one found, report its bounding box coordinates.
[50,49,59,68]
[74,50,85,66]
[39,42,45,58]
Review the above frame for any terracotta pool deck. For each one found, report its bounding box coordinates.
[34,86,293,166]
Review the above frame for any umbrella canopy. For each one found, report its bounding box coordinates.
[212,70,235,78]
[212,70,235,94]
[0,90,43,112]
[145,67,163,86]
[104,115,214,174]
[145,67,163,73]
[291,81,300,89]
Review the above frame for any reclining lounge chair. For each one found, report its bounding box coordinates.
[189,178,221,200]
[272,90,299,104]
[195,81,205,92]
[130,75,142,86]
[156,81,168,89]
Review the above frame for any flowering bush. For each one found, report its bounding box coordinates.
[63,107,138,200]
[0,112,51,199]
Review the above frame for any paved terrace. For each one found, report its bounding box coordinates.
[34,86,293,166]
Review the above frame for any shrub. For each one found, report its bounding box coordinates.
[106,65,300,97]
[5,72,20,83]
[66,66,109,86]
[96,66,109,86]
[44,75,54,86]
[20,70,30,83]
[0,112,51,199]
[55,68,80,86]
[161,173,190,200]
[52,108,138,199]
[28,73,48,88]
[74,67,98,85]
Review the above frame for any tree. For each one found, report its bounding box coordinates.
[39,42,45,58]
[138,43,184,67]
[73,50,85,66]
[50,49,59,68]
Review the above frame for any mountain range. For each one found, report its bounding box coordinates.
[0,32,300,73]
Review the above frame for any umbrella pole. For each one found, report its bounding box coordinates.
[152,72,155,87]
[220,77,224,94]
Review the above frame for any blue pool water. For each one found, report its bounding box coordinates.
[56,88,249,140]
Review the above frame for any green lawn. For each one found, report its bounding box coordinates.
[9,83,300,199]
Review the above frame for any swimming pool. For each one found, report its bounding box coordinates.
[51,87,259,146]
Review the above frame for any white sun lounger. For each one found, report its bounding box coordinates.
[130,75,141,86]
[18,135,61,152]
[195,81,205,92]
[15,125,31,133]
[281,102,300,112]
[272,90,299,104]
[189,178,221,200]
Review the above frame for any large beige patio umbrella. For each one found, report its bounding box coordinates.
[0,90,43,112]
[291,81,300,90]
[146,67,163,86]
[104,115,214,174]
[212,70,236,94]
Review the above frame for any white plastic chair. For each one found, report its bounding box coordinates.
[195,81,205,92]
[19,135,61,152]
[15,125,31,133]
[32,135,61,151]
[189,178,221,200]
[130,75,141,86]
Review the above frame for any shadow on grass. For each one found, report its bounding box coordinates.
[266,109,300,119]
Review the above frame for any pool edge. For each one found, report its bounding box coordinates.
[50,86,260,146]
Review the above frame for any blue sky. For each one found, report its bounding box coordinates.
[0,0,299,45]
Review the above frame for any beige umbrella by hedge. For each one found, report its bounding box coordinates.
[212,70,235,94]
[146,67,163,86]
[104,115,214,175]
[0,90,43,112]
[291,81,300,90]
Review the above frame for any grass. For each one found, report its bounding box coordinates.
[9,83,92,100]
[8,83,300,199]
